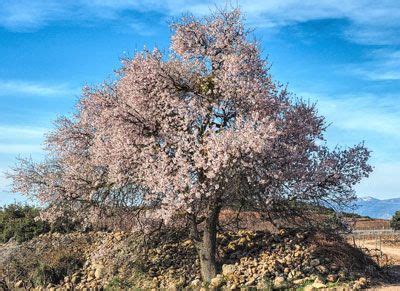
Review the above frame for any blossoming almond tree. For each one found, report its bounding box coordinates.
[9,10,372,281]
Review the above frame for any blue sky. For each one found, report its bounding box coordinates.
[0,0,399,204]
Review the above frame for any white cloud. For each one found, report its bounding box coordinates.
[129,21,158,36]
[301,91,400,199]
[1,1,399,45]
[0,0,68,31]
[0,170,9,192]
[0,79,76,97]
[345,49,400,81]
[0,126,47,139]
[302,92,400,138]
[0,168,26,204]
[0,126,47,202]
[0,144,43,154]
[0,125,47,154]
[355,162,400,199]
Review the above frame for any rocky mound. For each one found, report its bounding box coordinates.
[0,228,380,290]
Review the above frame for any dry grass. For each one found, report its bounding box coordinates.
[0,233,91,288]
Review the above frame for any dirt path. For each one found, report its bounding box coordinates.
[360,241,400,261]
[357,240,400,290]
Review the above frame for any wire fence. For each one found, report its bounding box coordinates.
[346,229,400,267]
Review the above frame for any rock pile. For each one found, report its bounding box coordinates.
[1,228,377,290]
[210,229,370,289]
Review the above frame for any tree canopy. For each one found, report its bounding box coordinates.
[9,9,372,281]
[390,211,400,230]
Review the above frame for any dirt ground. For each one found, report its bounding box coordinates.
[358,240,400,261]
[354,239,400,290]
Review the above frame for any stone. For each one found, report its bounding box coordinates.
[358,277,367,286]
[227,242,237,251]
[327,274,338,282]
[288,270,301,280]
[167,283,178,290]
[293,278,305,285]
[222,264,236,277]
[314,277,325,285]
[330,263,339,271]
[94,266,105,279]
[245,277,256,286]
[14,280,23,288]
[311,282,327,289]
[114,232,123,241]
[353,277,367,289]
[190,279,201,287]
[71,275,81,284]
[182,239,192,247]
[273,276,286,288]
[316,265,328,274]
[210,275,225,288]
[310,259,320,267]
[238,237,247,245]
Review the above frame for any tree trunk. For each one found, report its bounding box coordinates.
[198,206,219,282]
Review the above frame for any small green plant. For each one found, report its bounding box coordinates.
[296,279,315,291]
[31,263,56,287]
[0,203,81,244]
[49,212,80,233]
[2,246,85,288]
[0,203,50,243]
[390,211,400,230]
[261,277,273,290]
[30,253,83,287]
[106,277,132,290]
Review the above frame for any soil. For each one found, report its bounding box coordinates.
[357,240,400,290]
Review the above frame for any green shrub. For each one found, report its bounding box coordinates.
[1,239,86,288]
[0,203,50,243]
[30,252,83,286]
[0,203,85,244]
[49,212,81,233]
[390,211,400,230]
[106,277,133,290]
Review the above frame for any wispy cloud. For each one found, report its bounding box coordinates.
[0,144,43,154]
[355,162,400,198]
[0,169,8,188]
[0,79,76,97]
[129,21,158,36]
[0,125,47,154]
[0,126,47,139]
[0,0,68,31]
[1,1,399,46]
[301,91,400,198]
[0,168,27,205]
[309,93,400,138]
[344,49,400,81]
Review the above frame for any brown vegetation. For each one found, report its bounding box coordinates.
[0,228,387,290]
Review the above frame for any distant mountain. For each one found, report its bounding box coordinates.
[353,196,400,219]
